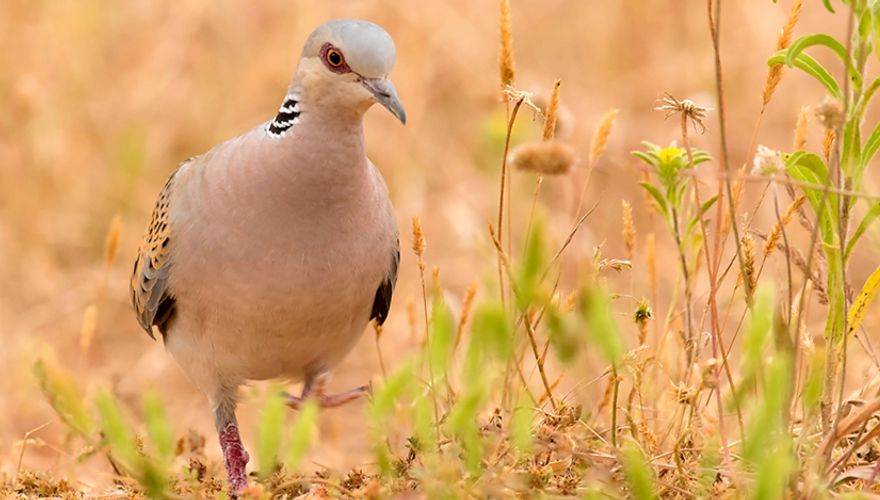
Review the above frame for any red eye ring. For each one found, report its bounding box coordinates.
[326,48,344,68]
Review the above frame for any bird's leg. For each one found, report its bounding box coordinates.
[285,371,370,410]
[213,396,249,494]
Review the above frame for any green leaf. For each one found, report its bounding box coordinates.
[471,301,512,363]
[768,51,842,100]
[686,194,718,237]
[368,361,415,477]
[802,348,825,413]
[639,182,669,217]
[742,286,775,378]
[823,0,835,12]
[784,34,861,88]
[509,398,533,458]
[746,354,795,500]
[256,386,286,479]
[428,291,454,381]
[33,359,95,438]
[872,1,880,61]
[286,399,318,472]
[847,264,880,337]
[517,216,547,309]
[697,436,722,498]
[862,118,880,167]
[142,392,174,464]
[95,389,139,469]
[621,440,657,500]
[446,384,486,473]
[580,283,626,364]
[97,390,168,497]
[785,151,836,243]
[546,302,581,362]
[845,202,880,260]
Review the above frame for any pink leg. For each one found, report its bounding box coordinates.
[285,372,370,410]
[219,423,249,494]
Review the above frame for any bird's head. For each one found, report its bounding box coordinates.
[294,19,406,125]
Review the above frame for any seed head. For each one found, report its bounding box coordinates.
[542,80,561,141]
[104,214,122,268]
[793,105,810,151]
[654,93,710,134]
[752,145,782,176]
[621,200,636,260]
[815,96,844,130]
[498,0,515,88]
[738,234,757,305]
[510,141,575,175]
[763,196,806,257]
[589,108,619,165]
[822,128,836,161]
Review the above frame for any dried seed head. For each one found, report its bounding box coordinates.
[80,304,97,352]
[510,141,575,175]
[752,145,782,176]
[411,216,426,259]
[498,0,515,88]
[762,0,804,107]
[738,234,757,305]
[654,93,710,134]
[822,128,836,161]
[722,164,747,237]
[542,80,561,141]
[763,195,806,257]
[621,200,636,260]
[763,65,784,108]
[589,108,619,165]
[815,96,844,130]
[777,0,804,50]
[532,89,574,140]
[671,382,697,405]
[454,282,478,348]
[104,214,122,268]
[793,105,810,151]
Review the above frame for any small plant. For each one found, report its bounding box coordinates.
[634,141,715,362]
[770,0,880,452]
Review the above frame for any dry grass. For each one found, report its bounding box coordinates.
[3,0,880,498]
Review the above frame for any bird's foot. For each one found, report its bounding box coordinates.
[219,423,250,495]
[285,372,371,410]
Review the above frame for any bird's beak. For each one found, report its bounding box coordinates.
[361,77,407,125]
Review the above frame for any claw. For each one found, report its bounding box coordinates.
[285,372,371,409]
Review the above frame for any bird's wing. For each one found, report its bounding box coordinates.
[130,161,188,338]
[368,161,399,326]
[370,240,399,325]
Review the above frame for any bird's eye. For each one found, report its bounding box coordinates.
[326,48,344,68]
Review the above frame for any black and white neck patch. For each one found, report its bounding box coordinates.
[266,95,301,137]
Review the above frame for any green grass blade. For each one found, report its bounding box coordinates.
[256,386,286,479]
[142,391,174,464]
[784,33,860,88]
[286,399,319,472]
[768,52,842,99]
[845,201,880,261]
[621,440,657,500]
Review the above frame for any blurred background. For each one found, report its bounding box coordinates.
[1,0,875,489]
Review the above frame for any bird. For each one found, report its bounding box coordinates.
[129,19,404,494]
